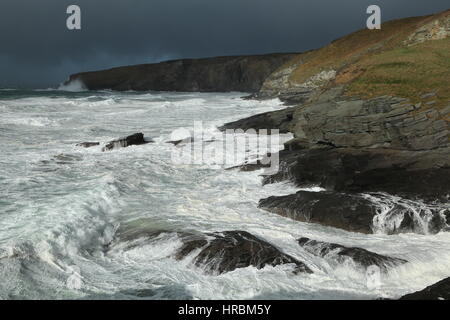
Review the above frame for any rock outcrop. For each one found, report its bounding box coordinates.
[290,87,449,151]
[219,107,295,133]
[259,189,448,235]
[76,142,100,148]
[400,277,450,300]
[176,231,312,275]
[108,226,312,275]
[223,86,449,151]
[298,237,407,270]
[66,54,297,93]
[259,191,378,234]
[102,133,152,151]
[261,147,450,202]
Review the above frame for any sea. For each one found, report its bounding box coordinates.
[0,85,449,299]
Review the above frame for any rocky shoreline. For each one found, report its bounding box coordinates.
[66,9,450,299]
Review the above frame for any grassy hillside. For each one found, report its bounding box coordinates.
[344,38,450,111]
[275,9,449,110]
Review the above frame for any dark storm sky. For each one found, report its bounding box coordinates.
[0,0,448,88]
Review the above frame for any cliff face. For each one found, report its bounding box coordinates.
[222,10,450,235]
[67,54,297,93]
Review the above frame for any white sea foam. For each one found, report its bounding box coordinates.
[0,90,448,299]
[57,79,87,92]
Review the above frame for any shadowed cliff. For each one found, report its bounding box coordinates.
[66,53,298,93]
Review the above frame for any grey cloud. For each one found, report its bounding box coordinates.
[0,0,448,87]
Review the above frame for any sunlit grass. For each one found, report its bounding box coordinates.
[345,38,450,110]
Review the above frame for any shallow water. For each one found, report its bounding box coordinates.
[0,88,449,300]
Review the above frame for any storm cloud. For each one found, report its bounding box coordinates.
[0,0,448,87]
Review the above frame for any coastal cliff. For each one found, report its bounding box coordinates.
[66,53,297,92]
[222,9,450,236]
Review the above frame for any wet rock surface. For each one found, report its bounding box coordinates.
[400,277,450,300]
[176,231,312,275]
[102,133,152,151]
[109,226,312,275]
[262,147,450,203]
[76,142,100,148]
[298,237,407,270]
[259,189,449,235]
[259,191,378,234]
[219,107,295,133]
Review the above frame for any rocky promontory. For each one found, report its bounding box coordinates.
[66,54,297,92]
[222,9,450,238]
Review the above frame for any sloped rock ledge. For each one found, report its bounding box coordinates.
[400,277,450,300]
[297,237,407,270]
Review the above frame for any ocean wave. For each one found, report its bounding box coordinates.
[1,116,57,127]
[57,79,88,92]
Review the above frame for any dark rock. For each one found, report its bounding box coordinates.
[176,231,312,275]
[219,107,295,133]
[259,190,448,235]
[166,137,215,147]
[167,137,194,146]
[263,147,450,203]
[102,133,152,151]
[298,237,407,270]
[428,211,448,234]
[252,86,449,151]
[283,138,314,151]
[66,54,298,93]
[76,142,100,148]
[226,161,271,172]
[444,210,450,231]
[400,277,450,300]
[108,224,312,275]
[259,191,378,234]
[225,153,273,172]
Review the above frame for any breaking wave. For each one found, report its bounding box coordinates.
[0,89,449,300]
[57,79,87,92]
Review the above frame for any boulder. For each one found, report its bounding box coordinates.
[400,277,450,300]
[108,226,312,275]
[219,107,295,133]
[102,133,152,151]
[259,190,448,235]
[76,142,100,148]
[298,237,407,270]
[259,191,378,234]
[176,231,312,275]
